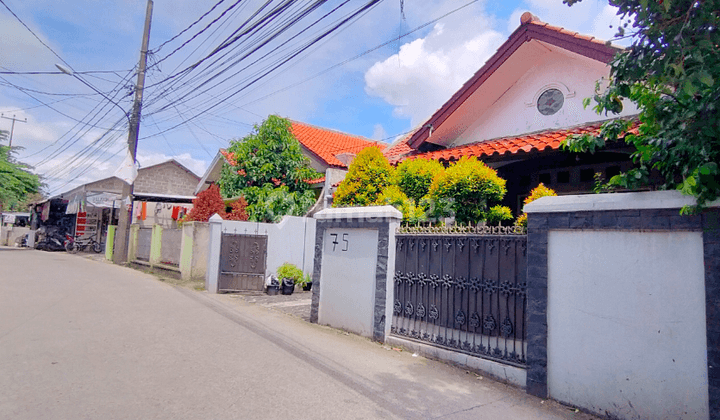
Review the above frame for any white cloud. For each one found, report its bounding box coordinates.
[0,14,58,70]
[364,14,504,126]
[136,151,207,177]
[371,123,387,141]
[509,0,628,45]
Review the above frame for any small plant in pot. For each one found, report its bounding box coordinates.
[276,262,302,295]
[296,273,313,292]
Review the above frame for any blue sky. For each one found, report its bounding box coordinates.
[0,0,624,196]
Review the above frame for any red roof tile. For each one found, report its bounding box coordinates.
[401,121,637,163]
[307,176,325,185]
[290,120,385,168]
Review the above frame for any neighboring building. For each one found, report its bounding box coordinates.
[385,13,645,214]
[42,159,200,242]
[196,120,386,214]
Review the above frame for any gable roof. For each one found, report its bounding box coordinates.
[139,158,201,179]
[395,120,638,164]
[290,120,385,168]
[406,12,622,150]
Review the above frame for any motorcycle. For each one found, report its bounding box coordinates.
[36,226,69,252]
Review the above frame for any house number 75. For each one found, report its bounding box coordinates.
[330,233,349,252]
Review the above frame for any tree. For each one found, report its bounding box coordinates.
[186,184,226,222]
[185,184,249,222]
[0,131,42,212]
[218,115,320,222]
[427,156,506,224]
[563,0,720,211]
[333,146,394,207]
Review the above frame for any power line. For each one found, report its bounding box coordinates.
[0,0,73,70]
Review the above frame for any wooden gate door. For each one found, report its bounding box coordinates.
[218,233,268,292]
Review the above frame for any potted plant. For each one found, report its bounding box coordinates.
[276,262,302,295]
[293,273,312,291]
[298,273,313,291]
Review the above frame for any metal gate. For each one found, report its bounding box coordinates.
[391,226,527,366]
[218,233,268,292]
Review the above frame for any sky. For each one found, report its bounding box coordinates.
[0,0,626,196]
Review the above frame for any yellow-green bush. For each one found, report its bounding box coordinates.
[377,185,426,223]
[427,156,507,224]
[333,147,394,207]
[516,183,557,227]
[486,205,513,226]
[394,158,444,203]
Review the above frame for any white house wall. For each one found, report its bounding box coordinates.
[450,46,638,147]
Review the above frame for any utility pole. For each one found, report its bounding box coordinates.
[113,0,153,264]
[1,114,27,147]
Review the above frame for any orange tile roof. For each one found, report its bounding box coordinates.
[290,120,385,168]
[307,176,325,185]
[523,13,613,47]
[401,121,637,163]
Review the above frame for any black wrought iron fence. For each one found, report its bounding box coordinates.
[391,228,527,367]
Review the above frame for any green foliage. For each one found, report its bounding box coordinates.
[516,183,557,227]
[243,184,316,223]
[0,140,42,212]
[394,158,444,203]
[276,262,303,283]
[377,185,427,224]
[562,0,720,210]
[218,115,321,222]
[333,147,394,207]
[427,156,506,224]
[486,205,513,225]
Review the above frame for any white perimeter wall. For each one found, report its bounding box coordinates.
[547,230,708,420]
[218,216,316,278]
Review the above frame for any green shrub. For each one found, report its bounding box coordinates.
[377,185,426,224]
[333,147,394,207]
[427,156,507,224]
[486,205,513,225]
[395,158,444,203]
[516,183,557,227]
[276,262,303,283]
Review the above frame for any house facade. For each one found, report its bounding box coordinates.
[384,13,644,215]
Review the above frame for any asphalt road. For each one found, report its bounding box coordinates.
[0,248,597,419]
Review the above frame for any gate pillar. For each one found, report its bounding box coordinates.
[310,206,402,342]
[206,214,223,293]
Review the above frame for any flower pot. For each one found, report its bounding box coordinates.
[302,282,312,291]
[281,278,295,295]
[266,285,279,295]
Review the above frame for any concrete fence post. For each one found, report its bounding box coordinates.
[206,214,223,293]
[128,224,140,263]
[179,222,194,281]
[105,225,116,261]
[149,224,163,266]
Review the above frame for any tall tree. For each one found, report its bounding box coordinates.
[0,130,42,212]
[563,0,720,211]
[218,116,320,222]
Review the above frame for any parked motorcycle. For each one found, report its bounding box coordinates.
[36,226,70,252]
